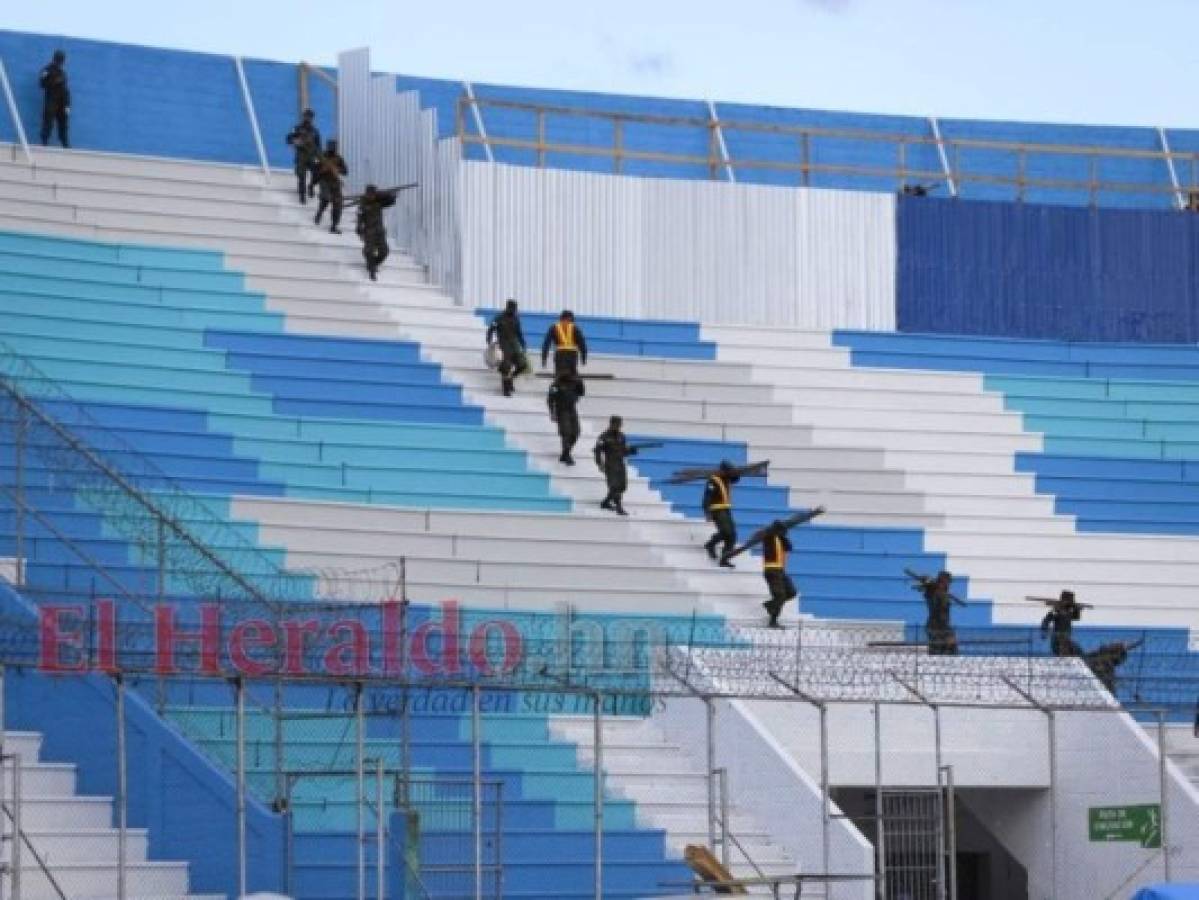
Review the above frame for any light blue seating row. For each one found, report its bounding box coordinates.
[834,329,1199,534]
[0,230,567,513]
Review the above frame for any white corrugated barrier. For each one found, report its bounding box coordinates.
[339,45,893,326]
[338,48,462,299]
[458,160,897,329]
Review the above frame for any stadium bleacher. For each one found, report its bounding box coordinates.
[0,25,1198,900]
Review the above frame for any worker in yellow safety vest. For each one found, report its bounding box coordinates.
[541,310,588,377]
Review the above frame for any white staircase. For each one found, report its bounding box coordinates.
[551,714,806,896]
[1,730,217,900]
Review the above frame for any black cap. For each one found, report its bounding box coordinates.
[52,50,66,63]
[504,299,518,313]
[610,415,622,429]
[561,309,574,320]
[1060,590,1075,603]
[326,138,338,150]
[365,183,378,193]
[771,519,784,531]
[303,108,315,118]
[718,460,735,474]
[937,570,953,581]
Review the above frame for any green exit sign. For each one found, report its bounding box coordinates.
[1088,804,1161,849]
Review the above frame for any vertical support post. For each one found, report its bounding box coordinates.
[284,776,295,898]
[1016,148,1027,203]
[706,100,735,183]
[705,697,716,852]
[375,757,385,900]
[874,702,885,900]
[613,119,623,175]
[928,117,958,197]
[717,770,730,872]
[1157,127,1185,210]
[800,133,811,188]
[462,82,493,163]
[115,675,128,900]
[356,683,366,900]
[399,567,411,808]
[0,663,7,900]
[1047,711,1058,899]
[298,63,310,117]
[155,518,167,714]
[535,109,546,169]
[593,691,604,900]
[1158,710,1172,882]
[897,139,908,192]
[273,677,284,807]
[1089,154,1099,208]
[235,677,247,900]
[942,765,957,900]
[472,685,483,900]
[0,58,32,165]
[156,518,166,605]
[13,405,25,587]
[233,56,272,183]
[10,748,19,900]
[819,703,830,883]
[933,706,946,900]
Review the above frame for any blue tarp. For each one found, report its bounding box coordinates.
[1132,885,1199,899]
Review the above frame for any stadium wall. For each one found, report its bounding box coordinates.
[897,195,1199,343]
[456,159,897,329]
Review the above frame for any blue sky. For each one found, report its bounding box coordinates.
[6,0,1194,128]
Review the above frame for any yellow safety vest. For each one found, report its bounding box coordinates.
[708,475,731,511]
[764,534,786,570]
[554,322,578,352]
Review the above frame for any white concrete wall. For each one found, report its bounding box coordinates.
[654,695,875,899]
[750,701,1050,790]
[960,711,1199,900]
[458,160,897,329]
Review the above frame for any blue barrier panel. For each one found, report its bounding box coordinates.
[897,196,1199,343]
[0,29,334,167]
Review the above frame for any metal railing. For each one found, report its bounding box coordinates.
[457,95,1199,207]
[0,56,32,166]
[0,342,310,611]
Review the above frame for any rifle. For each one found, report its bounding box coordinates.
[666,460,769,485]
[1026,595,1095,610]
[313,153,345,182]
[625,441,664,454]
[345,183,419,205]
[903,568,966,607]
[725,507,826,560]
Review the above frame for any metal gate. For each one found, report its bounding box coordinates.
[879,777,956,900]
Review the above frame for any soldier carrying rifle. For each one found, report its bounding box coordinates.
[285,108,321,203]
[905,568,965,656]
[312,139,348,234]
[354,185,399,281]
[592,418,662,515]
[1084,638,1143,695]
[1029,589,1092,658]
[726,507,826,628]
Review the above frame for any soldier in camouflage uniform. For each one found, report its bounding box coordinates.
[355,185,397,281]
